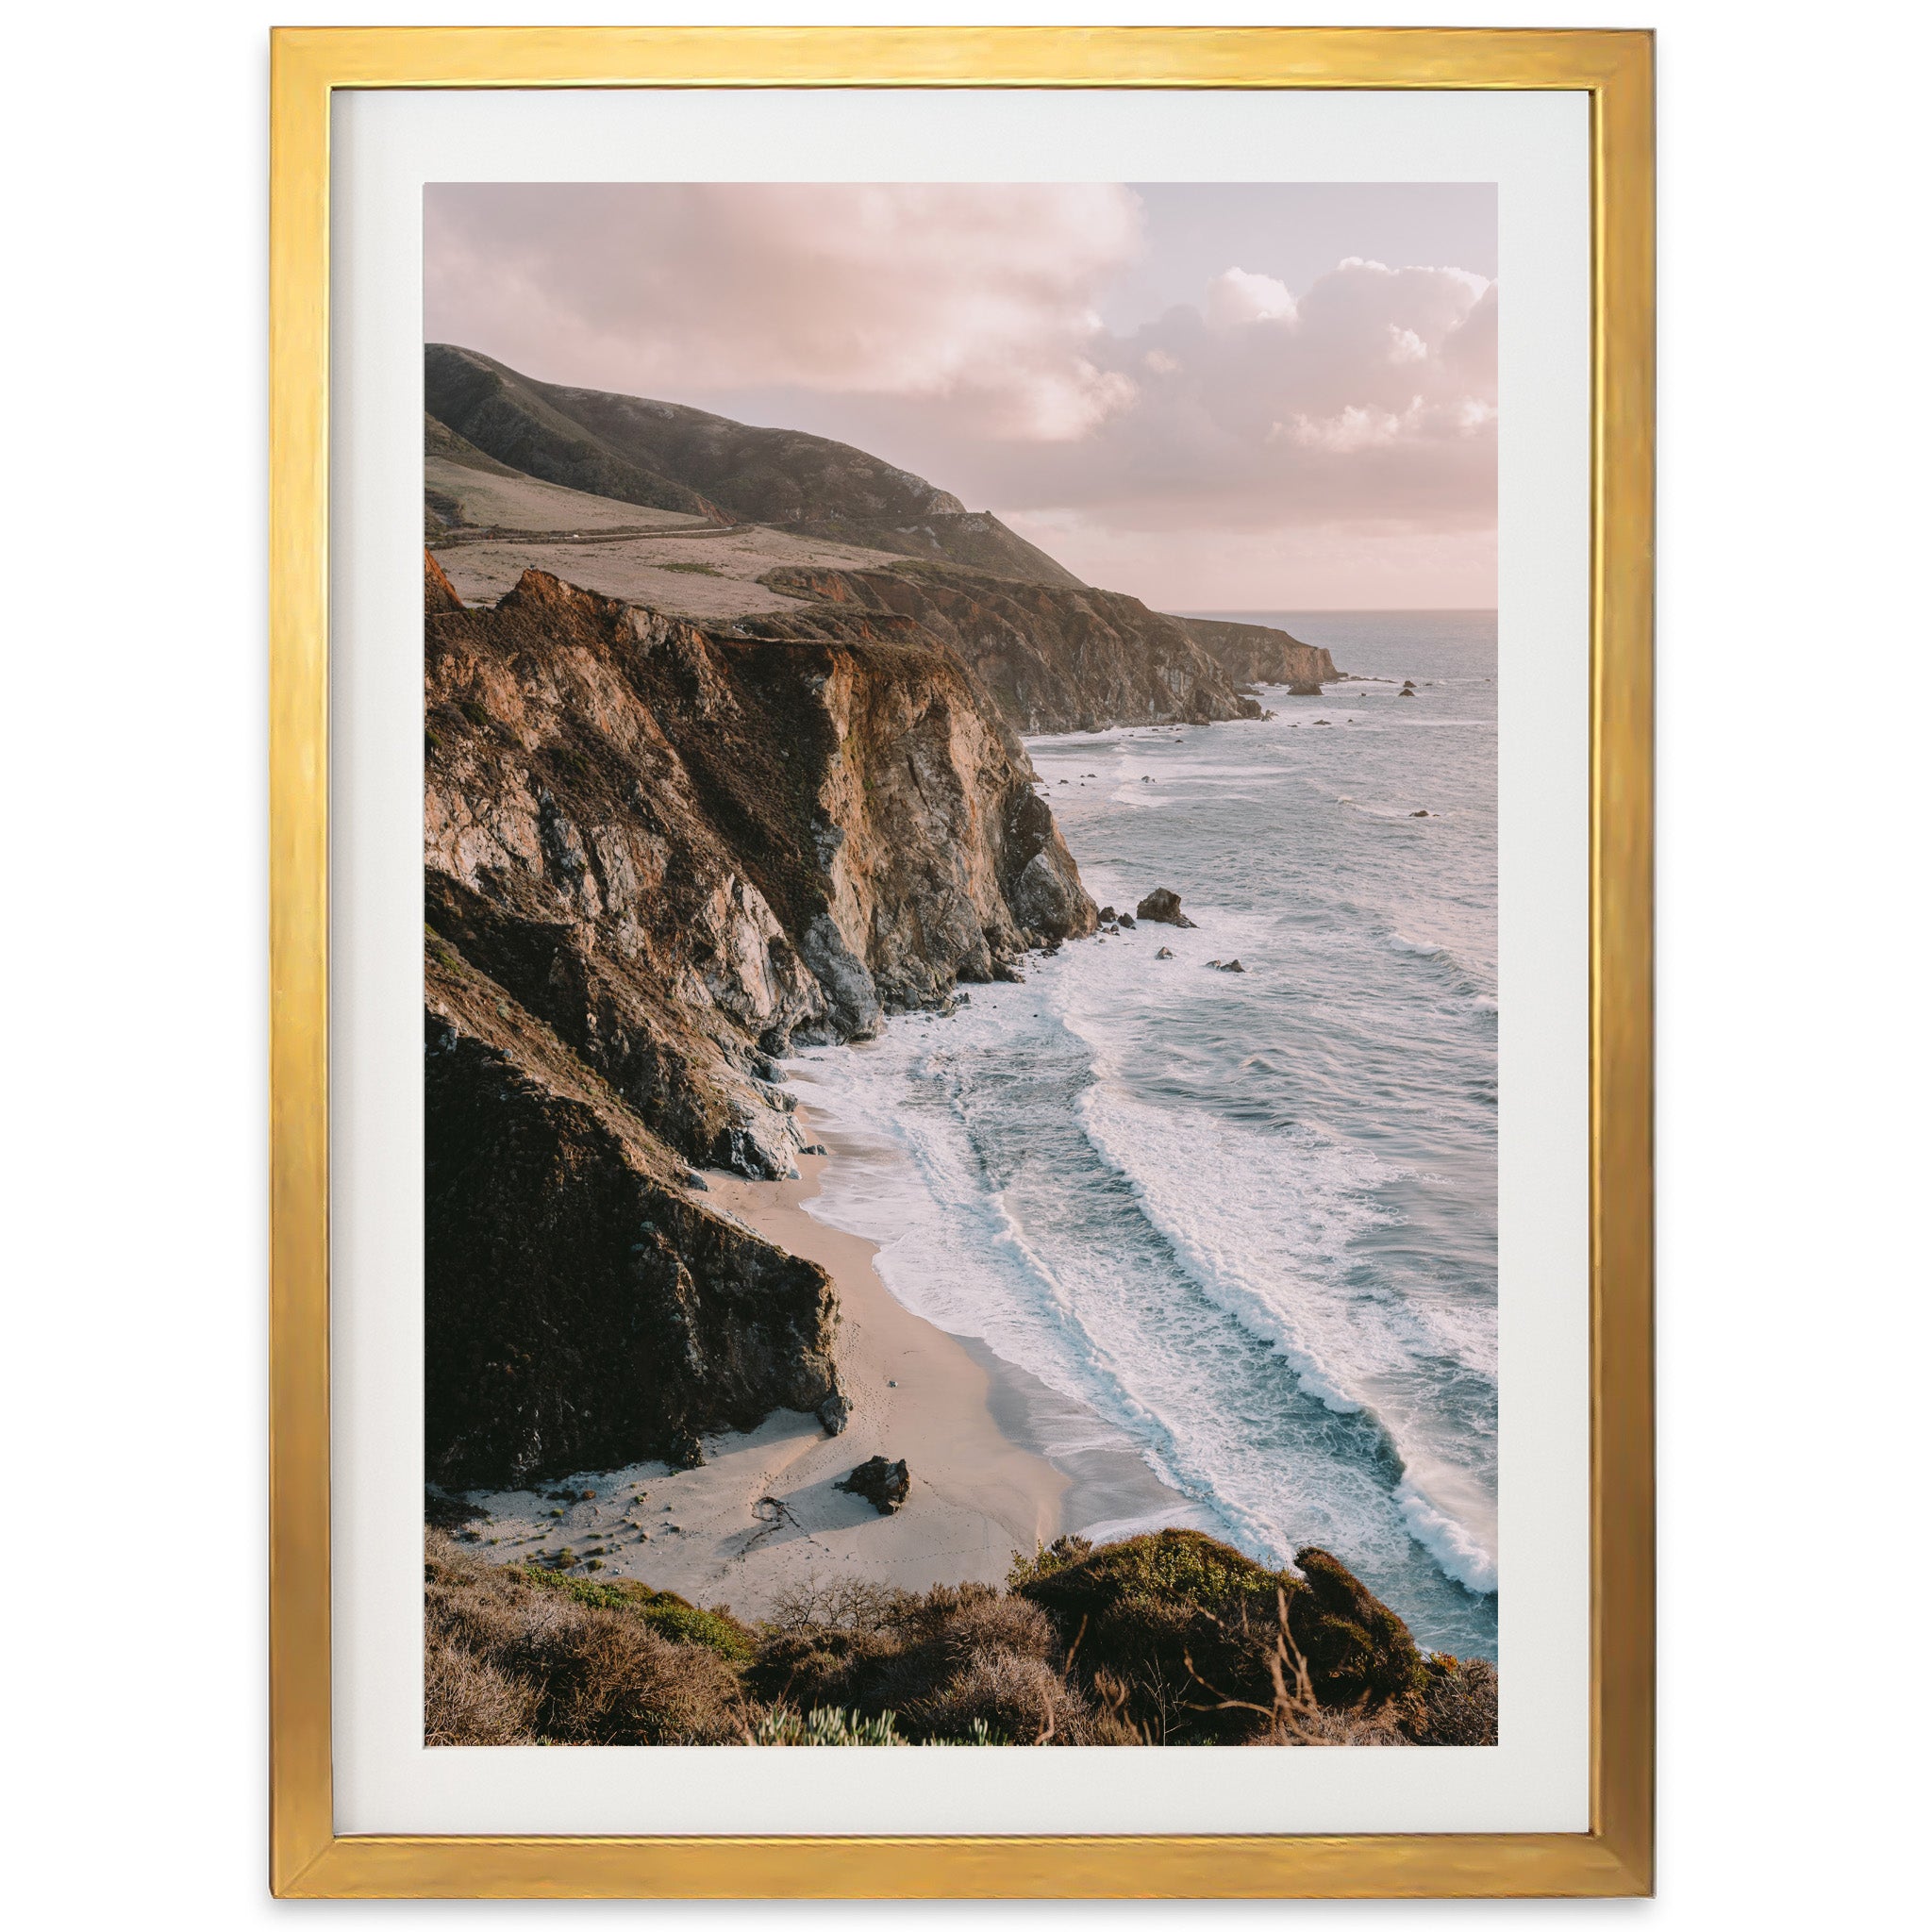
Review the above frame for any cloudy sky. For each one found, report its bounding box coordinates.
[425,183,1496,610]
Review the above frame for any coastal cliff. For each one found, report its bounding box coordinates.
[1180,615,1339,694]
[420,352,1341,1491]
[424,551,1096,1482]
[765,563,1266,733]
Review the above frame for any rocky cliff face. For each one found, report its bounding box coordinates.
[425,937,840,1487]
[1179,616,1339,693]
[764,563,1267,734]
[424,551,1096,1481]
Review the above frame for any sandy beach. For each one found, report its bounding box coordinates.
[460,1113,1197,1619]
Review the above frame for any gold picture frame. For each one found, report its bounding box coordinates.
[270,24,1653,1898]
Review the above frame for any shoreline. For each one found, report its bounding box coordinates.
[462,1109,1194,1617]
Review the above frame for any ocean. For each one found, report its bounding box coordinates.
[790,610,1498,1659]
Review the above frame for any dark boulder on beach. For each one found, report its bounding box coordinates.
[1136,888,1196,928]
[838,1456,911,1515]
[816,1391,852,1437]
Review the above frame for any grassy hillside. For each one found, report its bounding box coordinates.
[426,343,1084,587]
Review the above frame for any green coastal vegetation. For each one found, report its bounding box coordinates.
[426,1525,1496,1749]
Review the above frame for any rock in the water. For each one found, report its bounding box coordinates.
[1156,946,1174,959]
[1398,689,1415,698]
[816,1390,851,1436]
[837,1456,910,1515]
[1118,913,1137,929]
[1218,958,1246,974]
[1136,888,1197,928]
[1097,906,1117,923]
[1410,809,1430,817]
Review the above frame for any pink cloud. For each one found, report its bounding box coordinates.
[425,186,1496,606]
[427,183,1144,441]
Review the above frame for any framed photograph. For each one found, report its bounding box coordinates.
[270,24,1653,1899]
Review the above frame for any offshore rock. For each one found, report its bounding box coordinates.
[1136,888,1196,928]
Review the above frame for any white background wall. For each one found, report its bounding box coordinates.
[4,1,1923,1924]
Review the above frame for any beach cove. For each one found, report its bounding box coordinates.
[458,1108,1198,1620]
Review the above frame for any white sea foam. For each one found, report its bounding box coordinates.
[1396,1475,1499,1595]
[1069,1079,1386,1418]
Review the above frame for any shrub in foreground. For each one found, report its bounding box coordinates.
[424,1527,1496,1748]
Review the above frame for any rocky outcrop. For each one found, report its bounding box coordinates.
[424,936,839,1487]
[1180,615,1338,693]
[764,564,1265,734]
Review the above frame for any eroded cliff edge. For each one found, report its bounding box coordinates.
[1180,615,1340,695]
[764,563,1271,733]
[424,553,1095,1485]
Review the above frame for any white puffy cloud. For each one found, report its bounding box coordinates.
[1204,267,1298,326]
[960,255,1498,532]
